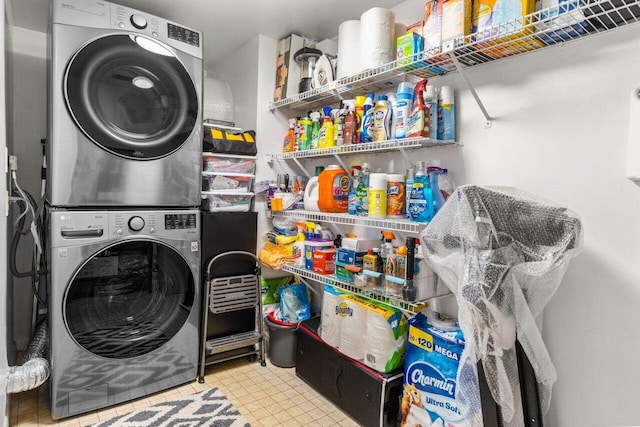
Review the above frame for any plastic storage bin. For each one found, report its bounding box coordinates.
[202,153,256,174]
[264,313,298,368]
[201,192,254,212]
[202,172,254,192]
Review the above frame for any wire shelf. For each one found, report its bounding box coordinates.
[272,210,426,234]
[267,0,640,111]
[267,137,457,160]
[282,264,429,313]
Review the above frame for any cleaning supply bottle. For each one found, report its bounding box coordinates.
[359,92,375,143]
[283,118,296,152]
[372,95,392,142]
[363,249,379,272]
[356,162,370,216]
[347,165,361,215]
[354,95,366,143]
[368,172,388,218]
[395,82,414,139]
[405,167,415,219]
[298,114,312,150]
[438,86,455,141]
[309,111,321,150]
[408,161,434,223]
[293,230,306,267]
[424,85,439,140]
[342,101,357,145]
[385,92,398,140]
[334,102,347,146]
[317,165,350,213]
[407,79,429,138]
[428,167,446,214]
[318,106,335,148]
[380,230,395,273]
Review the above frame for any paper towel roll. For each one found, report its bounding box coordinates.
[364,307,406,373]
[320,288,343,347]
[360,7,395,71]
[338,297,367,360]
[337,20,361,79]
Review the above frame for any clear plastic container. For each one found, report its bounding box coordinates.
[202,172,254,192]
[200,192,254,212]
[202,153,256,174]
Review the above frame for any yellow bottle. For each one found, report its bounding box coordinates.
[318,106,335,148]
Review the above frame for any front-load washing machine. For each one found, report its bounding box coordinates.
[48,0,202,207]
[47,209,200,419]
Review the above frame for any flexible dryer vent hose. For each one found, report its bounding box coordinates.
[7,322,50,394]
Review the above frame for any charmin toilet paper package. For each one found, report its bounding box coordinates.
[363,300,407,373]
[319,285,345,347]
[402,310,482,427]
[337,294,369,360]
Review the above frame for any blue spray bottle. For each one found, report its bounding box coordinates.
[428,168,446,214]
[408,161,434,223]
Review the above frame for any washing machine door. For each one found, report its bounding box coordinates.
[65,34,198,160]
[64,240,195,359]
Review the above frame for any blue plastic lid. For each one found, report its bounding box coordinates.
[397,82,414,96]
[322,106,332,117]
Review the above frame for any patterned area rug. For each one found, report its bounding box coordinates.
[90,388,250,427]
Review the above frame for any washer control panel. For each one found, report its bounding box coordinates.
[164,213,197,230]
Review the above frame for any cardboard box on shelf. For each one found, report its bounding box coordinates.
[441,0,473,52]
[273,34,304,102]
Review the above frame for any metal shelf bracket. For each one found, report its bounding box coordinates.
[449,53,493,128]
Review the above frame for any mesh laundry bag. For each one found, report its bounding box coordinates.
[420,185,583,424]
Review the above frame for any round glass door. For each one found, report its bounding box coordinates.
[64,240,195,359]
[65,34,198,160]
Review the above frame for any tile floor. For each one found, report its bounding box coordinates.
[9,357,361,426]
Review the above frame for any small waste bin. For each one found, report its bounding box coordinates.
[264,314,298,368]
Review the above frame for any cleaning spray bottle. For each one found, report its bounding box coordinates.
[395,82,414,139]
[385,91,398,140]
[309,111,321,150]
[356,162,370,216]
[293,222,307,267]
[283,118,296,152]
[348,165,362,215]
[318,106,334,148]
[424,85,439,140]
[407,79,429,138]
[438,86,455,141]
[360,92,375,143]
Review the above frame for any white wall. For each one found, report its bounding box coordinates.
[250,5,640,427]
[1,0,9,424]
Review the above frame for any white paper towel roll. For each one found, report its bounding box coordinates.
[338,297,367,361]
[320,288,343,348]
[337,20,361,79]
[360,7,395,71]
[364,308,405,373]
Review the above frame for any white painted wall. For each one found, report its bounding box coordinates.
[1,0,9,424]
[244,4,640,427]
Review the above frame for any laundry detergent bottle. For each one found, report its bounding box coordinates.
[318,165,350,213]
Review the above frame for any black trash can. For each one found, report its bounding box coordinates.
[264,315,298,368]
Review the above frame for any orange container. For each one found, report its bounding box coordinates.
[318,165,350,213]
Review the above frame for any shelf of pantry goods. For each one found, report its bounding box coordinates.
[267,137,457,160]
[268,0,640,112]
[272,209,426,234]
[282,264,429,313]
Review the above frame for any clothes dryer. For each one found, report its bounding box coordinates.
[47,209,200,419]
[48,0,202,207]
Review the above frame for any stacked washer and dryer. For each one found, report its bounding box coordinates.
[46,0,203,419]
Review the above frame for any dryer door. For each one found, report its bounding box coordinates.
[64,240,195,359]
[65,34,198,160]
